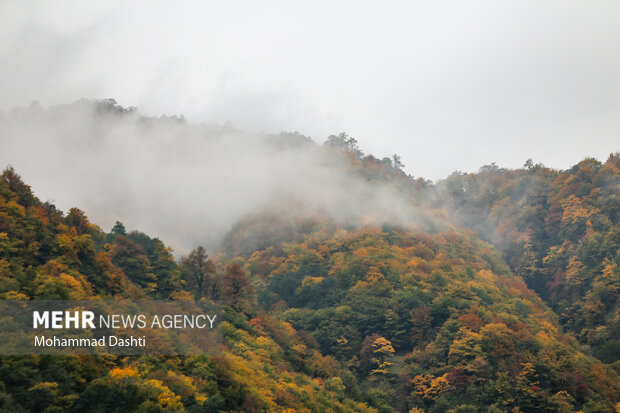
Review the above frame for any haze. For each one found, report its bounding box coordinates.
[1,1,618,181]
[0,102,422,253]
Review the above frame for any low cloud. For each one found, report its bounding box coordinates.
[0,100,418,254]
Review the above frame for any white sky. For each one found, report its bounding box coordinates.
[1,0,619,180]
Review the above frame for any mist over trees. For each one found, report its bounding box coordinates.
[0,102,618,412]
[437,154,620,364]
[0,100,420,255]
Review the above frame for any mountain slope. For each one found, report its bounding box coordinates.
[437,155,620,364]
[228,223,619,412]
[0,167,374,412]
[0,100,618,412]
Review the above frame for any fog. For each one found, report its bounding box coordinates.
[1,1,619,180]
[2,1,619,253]
[0,101,419,254]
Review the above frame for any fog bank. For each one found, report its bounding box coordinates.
[0,101,417,254]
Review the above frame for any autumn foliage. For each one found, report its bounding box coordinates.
[0,148,618,412]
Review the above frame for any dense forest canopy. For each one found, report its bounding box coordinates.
[437,156,620,364]
[0,101,618,412]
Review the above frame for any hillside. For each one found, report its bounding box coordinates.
[0,101,618,412]
[0,167,374,412]
[227,221,618,412]
[437,156,620,364]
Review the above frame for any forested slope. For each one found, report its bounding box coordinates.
[437,155,620,365]
[225,220,618,412]
[0,167,374,412]
[0,101,618,412]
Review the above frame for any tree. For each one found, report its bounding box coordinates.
[109,236,156,290]
[323,133,363,158]
[180,246,216,298]
[222,263,252,304]
[392,154,404,169]
[360,334,395,375]
[2,166,38,207]
[65,208,90,235]
[111,221,127,235]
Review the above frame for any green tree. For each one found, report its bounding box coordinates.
[181,246,217,298]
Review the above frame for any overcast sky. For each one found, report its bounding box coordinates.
[1,0,618,180]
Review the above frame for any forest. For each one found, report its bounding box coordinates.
[0,101,618,412]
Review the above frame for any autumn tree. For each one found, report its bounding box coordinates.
[222,263,252,304]
[109,236,157,291]
[65,208,90,235]
[360,334,395,376]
